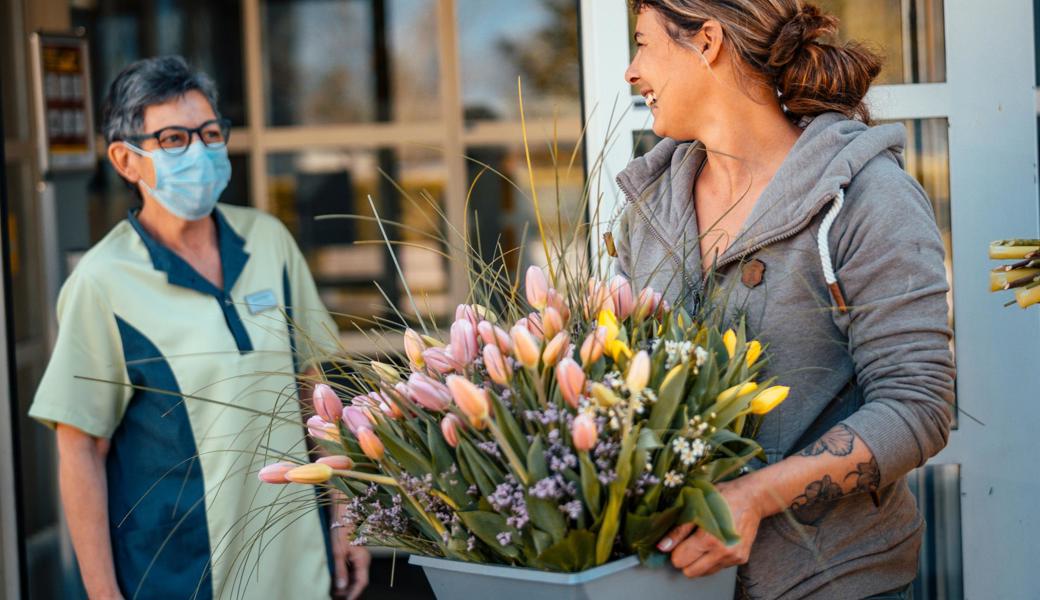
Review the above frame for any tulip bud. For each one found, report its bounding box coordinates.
[455,304,480,328]
[316,455,355,470]
[450,319,479,364]
[542,307,564,340]
[597,310,620,343]
[404,328,426,368]
[717,382,759,405]
[446,375,490,424]
[356,427,386,460]
[590,382,620,408]
[751,386,790,415]
[483,344,513,386]
[441,413,463,448]
[526,312,544,339]
[585,279,612,318]
[371,391,404,419]
[745,340,762,368]
[525,265,549,310]
[371,361,401,384]
[723,330,737,359]
[407,373,452,411]
[342,406,373,434]
[626,351,651,395]
[423,347,463,374]
[478,320,513,354]
[510,325,542,369]
[579,327,608,366]
[258,462,295,484]
[556,358,586,409]
[542,331,570,367]
[546,288,571,322]
[312,383,343,423]
[609,275,635,320]
[571,413,598,451]
[634,287,659,322]
[286,462,334,484]
[306,415,338,441]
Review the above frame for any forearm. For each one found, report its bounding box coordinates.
[742,424,880,525]
[57,427,122,599]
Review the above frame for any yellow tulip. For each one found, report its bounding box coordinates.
[285,463,334,485]
[745,341,762,368]
[751,386,790,415]
[597,310,620,343]
[591,382,620,408]
[723,330,737,358]
[717,382,759,405]
[626,351,651,395]
[607,339,632,362]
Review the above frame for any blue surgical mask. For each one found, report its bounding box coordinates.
[124,140,232,221]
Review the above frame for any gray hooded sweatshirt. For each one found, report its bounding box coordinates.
[614,113,955,600]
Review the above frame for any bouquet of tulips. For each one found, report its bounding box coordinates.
[989,239,1040,309]
[260,267,788,572]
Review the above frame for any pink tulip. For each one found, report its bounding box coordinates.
[258,462,295,484]
[423,347,463,374]
[483,344,513,386]
[585,279,612,318]
[635,287,667,322]
[407,373,452,412]
[307,415,338,441]
[441,413,463,448]
[525,313,545,340]
[455,304,481,328]
[478,321,513,353]
[510,325,542,369]
[446,375,489,424]
[542,307,564,340]
[579,327,608,365]
[356,428,385,460]
[609,275,635,320]
[572,413,598,451]
[556,358,586,409]
[526,265,549,310]
[546,288,571,322]
[542,331,570,367]
[450,319,479,364]
[342,406,373,434]
[366,391,403,419]
[404,328,426,368]
[312,383,343,423]
[316,455,355,470]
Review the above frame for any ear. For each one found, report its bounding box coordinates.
[108,142,140,183]
[697,20,725,65]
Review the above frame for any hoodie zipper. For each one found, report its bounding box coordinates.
[619,181,699,293]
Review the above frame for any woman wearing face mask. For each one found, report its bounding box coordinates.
[29,57,369,600]
[614,2,953,599]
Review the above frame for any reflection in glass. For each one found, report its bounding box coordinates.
[5,164,46,344]
[262,0,441,126]
[268,148,450,331]
[72,0,247,126]
[458,0,581,122]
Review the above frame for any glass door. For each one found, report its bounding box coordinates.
[579,1,1040,598]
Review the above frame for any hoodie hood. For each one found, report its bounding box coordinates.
[615,112,908,269]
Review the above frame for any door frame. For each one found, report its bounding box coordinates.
[579,1,1040,597]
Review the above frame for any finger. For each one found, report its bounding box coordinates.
[334,551,349,592]
[670,533,711,570]
[658,523,695,552]
[683,549,722,579]
[347,550,370,600]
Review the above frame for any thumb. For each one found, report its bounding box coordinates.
[658,522,695,552]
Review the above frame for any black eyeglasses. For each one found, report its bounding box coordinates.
[123,118,232,155]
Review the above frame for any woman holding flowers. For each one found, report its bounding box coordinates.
[616,1,954,598]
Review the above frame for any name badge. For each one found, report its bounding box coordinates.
[244,289,279,315]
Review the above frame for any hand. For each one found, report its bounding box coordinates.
[656,479,765,578]
[331,522,370,599]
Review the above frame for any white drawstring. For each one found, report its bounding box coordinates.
[817,189,849,313]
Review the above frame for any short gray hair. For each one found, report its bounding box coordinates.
[101,55,221,144]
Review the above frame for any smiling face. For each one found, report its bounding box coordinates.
[625,8,714,140]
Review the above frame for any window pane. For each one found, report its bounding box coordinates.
[816,0,946,84]
[2,0,24,139]
[268,148,450,331]
[73,0,246,126]
[466,144,587,278]
[262,0,441,127]
[5,163,46,343]
[457,0,581,122]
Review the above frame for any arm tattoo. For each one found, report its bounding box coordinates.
[845,457,880,494]
[798,424,855,457]
[790,475,844,525]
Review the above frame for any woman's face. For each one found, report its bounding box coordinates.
[625,9,710,140]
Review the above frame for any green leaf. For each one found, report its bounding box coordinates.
[527,495,566,544]
[378,429,433,475]
[595,494,622,565]
[458,511,520,559]
[579,451,602,517]
[527,437,549,481]
[637,427,663,450]
[690,480,740,545]
[427,422,470,505]
[490,390,529,457]
[678,486,722,541]
[459,441,496,497]
[649,364,689,432]
[534,529,596,572]
[531,529,554,557]
[622,504,683,553]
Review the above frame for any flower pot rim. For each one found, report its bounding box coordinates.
[408,554,643,585]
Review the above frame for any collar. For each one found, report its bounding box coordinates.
[127,206,250,297]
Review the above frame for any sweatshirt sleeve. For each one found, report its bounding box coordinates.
[831,166,955,487]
